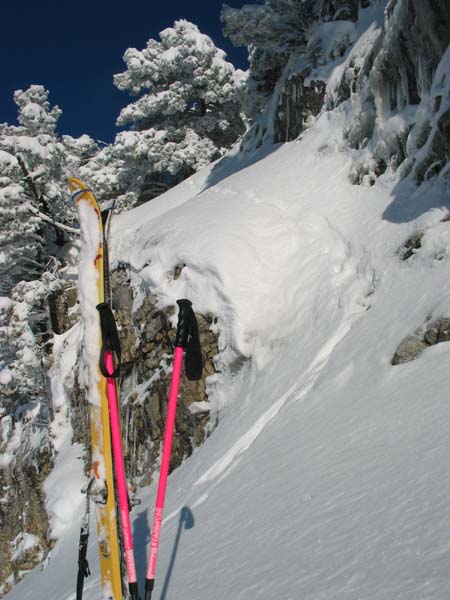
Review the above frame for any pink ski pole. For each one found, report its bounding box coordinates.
[97,302,140,600]
[145,299,202,600]
[105,351,140,600]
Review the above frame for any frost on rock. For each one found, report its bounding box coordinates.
[232,0,362,149]
[331,0,450,184]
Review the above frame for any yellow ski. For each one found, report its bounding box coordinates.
[69,177,123,600]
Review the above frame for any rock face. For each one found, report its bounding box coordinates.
[392,318,450,364]
[274,76,326,143]
[112,270,218,484]
[0,444,53,596]
[258,1,365,145]
[321,0,360,22]
[45,268,218,483]
[0,295,57,595]
[267,0,450,186]
[48,284,78,335]
[339,0,450,184]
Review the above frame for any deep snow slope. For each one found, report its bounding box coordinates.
[7,11,450,600]
[8,104,450,600]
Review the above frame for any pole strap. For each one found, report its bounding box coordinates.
[96,302,122,378]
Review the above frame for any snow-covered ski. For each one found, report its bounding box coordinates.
[69,177,124,600]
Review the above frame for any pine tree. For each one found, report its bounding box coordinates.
[0,85,86,259]
[0,85,93,459]
[0,148,42,293]
[82,20,245,209]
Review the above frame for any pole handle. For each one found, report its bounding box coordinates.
[175,299,202,381]
[97,303,121,378]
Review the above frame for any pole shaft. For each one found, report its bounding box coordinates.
[146,346,185,582]
[105,351,138,585]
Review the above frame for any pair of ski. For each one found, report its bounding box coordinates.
[69,178,202,600]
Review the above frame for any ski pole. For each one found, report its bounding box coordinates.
[97,303,140,600]
[105,351,140,600]
[145,299,202,600]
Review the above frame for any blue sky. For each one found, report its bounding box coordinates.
[1,0,248,143]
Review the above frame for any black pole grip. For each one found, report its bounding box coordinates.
[96,302,121,378]
[175,299,203,381]
[129,581,140,600]
[175,299,193,348]
[144,578,154,600]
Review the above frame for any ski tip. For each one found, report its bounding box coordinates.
[68,177,99,207]
[68,176,87,193]
[68,177,92,203]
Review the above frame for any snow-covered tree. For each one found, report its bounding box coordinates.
[0,85,93,417]
[0,150,42,293]
[222,0,316,52]
[14,85,62,136]
[1,87,68,253]
[0,86,96,284]
[90,20,245,208]
[62,134,99,178]
[0,275,59,411]
[221,0,318,120]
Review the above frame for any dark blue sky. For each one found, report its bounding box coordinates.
[1,0,248,143]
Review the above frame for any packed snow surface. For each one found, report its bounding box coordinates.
[7,90,450,600]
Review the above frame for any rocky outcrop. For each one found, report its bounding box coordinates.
[398,231,423,260]
[274,75,326,143]
[321,0,360,22]
[0,444,53,596]
[337,0,450,184]
[112,269,218,484]
[48,270,218,484]
[48,283,78,335]
[392,317,450,364]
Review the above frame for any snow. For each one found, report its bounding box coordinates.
[43,326,86,539]
[44,441,85,541]
[6,19,450,600]
[0,150,18,169]
[188,401,211,416]
[76,195,102,408]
